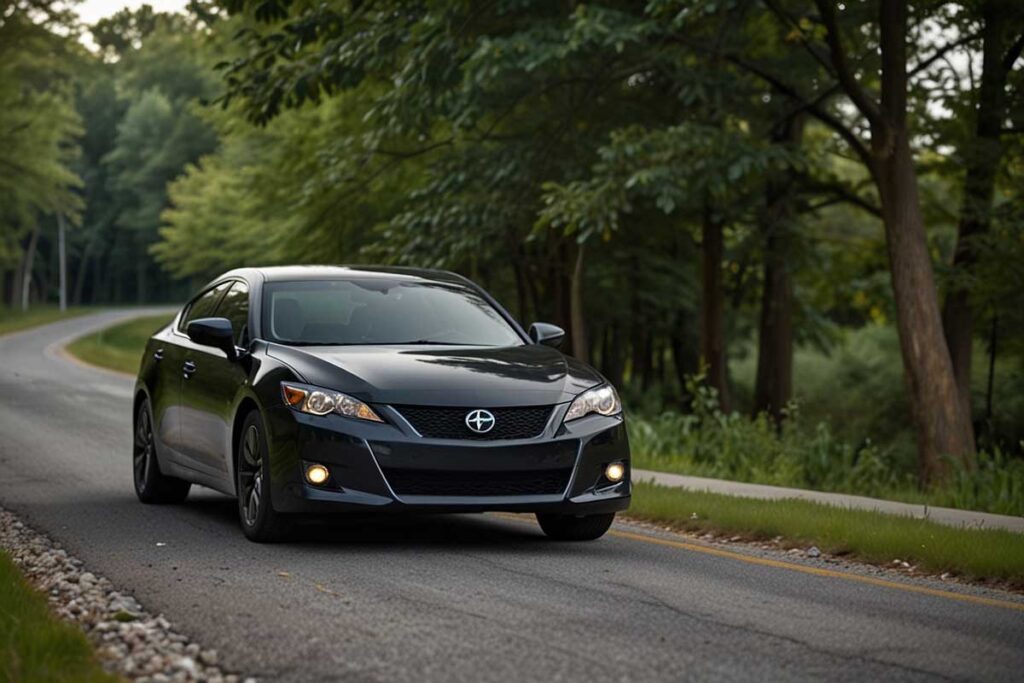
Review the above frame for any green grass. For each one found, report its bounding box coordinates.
[66,315,172,375]
[0,551,118,683]
[629,480,1024,584]
[0,306,92,337]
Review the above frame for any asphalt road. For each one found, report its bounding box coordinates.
[1,311,1022,682]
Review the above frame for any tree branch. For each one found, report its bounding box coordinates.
[909,32,982,77]
[1003,31,1024,72]
[724,54,875,175]
[801,177,882,218]
[813,0,883,130]
[762,0,837,77]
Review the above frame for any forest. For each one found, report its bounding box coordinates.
[3,0,1023,511]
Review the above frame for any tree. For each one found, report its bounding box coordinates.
[0,0,83,308]
[676,0,979,484]
[941,0,1024,414]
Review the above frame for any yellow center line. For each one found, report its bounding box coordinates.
[488,512,1024,613]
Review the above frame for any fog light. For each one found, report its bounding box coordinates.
[604,462,625,483]
[305,464,330,485]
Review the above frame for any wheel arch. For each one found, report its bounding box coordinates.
[230,396,262,495]
[132,385,151,434]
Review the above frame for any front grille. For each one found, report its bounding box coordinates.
[393,405,553,440]
[381,467,572,496]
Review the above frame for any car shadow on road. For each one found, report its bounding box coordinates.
[180,490,555,551]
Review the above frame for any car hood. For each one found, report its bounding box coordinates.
[265,343,604,407]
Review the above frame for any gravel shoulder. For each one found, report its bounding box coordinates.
[1,505,249,683]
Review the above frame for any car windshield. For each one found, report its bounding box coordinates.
[262,278,524,347]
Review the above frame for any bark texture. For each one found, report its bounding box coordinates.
[754,115,804,422]
[700,207,730,412]
[873,0,976,483]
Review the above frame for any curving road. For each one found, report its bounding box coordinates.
[1,311,1022,682]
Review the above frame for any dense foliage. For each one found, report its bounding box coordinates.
[2,1,1023,496]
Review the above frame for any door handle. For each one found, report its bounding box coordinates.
[153,348,164,361]
[183,360,197,379]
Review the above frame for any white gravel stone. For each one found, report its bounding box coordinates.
[0,505,251,682]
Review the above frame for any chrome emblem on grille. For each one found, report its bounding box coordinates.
[465,409,496,434]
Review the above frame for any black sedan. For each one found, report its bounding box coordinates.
[133,266,630,542]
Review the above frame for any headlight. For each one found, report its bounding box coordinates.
[563,384,622,422]
[280,382,383,422]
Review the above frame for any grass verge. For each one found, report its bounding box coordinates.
[0,550,117,683]
[66,315,172,375]
[0,306,91,337]
[629,480,1024,585]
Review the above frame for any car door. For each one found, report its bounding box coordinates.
[179,280,251,479]
[172,281,232,474]
[148,318,189,464]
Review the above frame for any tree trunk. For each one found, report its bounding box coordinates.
[700,206,730,412]
[569,243,588,362]
[603,324,625,389]
[670,314,698,398]
[874,0,976,485]
[878,137,977,483]
[754,115,803,422]
[941,0,1018,416]
[512,258,529,324]
[58,214,67,311]
[20,225,41,311]
[73,239,94,305]
[136,262,146,304]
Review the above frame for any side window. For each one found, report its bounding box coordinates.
[178,282,230,333]
[216,281,250,346]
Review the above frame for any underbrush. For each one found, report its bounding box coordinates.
[628,376,1024,517]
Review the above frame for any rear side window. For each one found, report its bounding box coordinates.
[216,281,250,346]
[179,282,230,333]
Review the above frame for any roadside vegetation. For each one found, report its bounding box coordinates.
[629,363,1024,517]
[67,315,171,375]
[0,307,91,337]
[628,481,1024,586]
[0,551,117,683]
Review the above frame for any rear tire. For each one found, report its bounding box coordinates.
[237,410,292,543]
[134,399,191,504]
[536,512,615,541]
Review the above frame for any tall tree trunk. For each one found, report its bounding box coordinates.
[941,0,1021,415]
[58,214,67,311]
[700,205,730,412]
[670,314,698,398]
[874,0,976,484]
[19,225,41,311]
[512,259,529,324]
[73,240,94,305]
[754,115,804,422]
[603,324,625,389]
[569,243,588,362]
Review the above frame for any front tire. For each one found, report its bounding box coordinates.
[536,512,615,541]
[134,399,191,504]
[237,410,292,543]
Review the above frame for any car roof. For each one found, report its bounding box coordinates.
[219,265,471,287]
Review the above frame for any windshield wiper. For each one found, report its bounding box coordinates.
[386,340,480,346]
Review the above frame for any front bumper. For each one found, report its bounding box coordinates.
[263,402,631,516]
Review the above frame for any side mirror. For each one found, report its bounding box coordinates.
[187,317,238,361]
[528,322,565,348]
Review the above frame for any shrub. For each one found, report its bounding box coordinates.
[627,375,1024,516]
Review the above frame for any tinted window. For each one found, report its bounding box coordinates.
[179,282,230,332]
[262,279,523,347]
[216,281,250,346]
